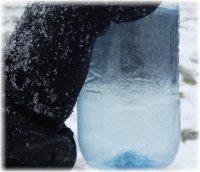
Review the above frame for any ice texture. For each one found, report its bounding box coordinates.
[77,4,180,170]
[102,151,160,169]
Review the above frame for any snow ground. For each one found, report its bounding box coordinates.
[1,2,199,170]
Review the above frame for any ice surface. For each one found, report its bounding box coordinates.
[77,5,180,169]
[102,151,160,169]
[78,86,180,168]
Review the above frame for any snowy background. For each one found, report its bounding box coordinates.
[1,2,199,170]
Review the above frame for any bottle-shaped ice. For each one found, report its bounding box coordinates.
[77,3,180,169]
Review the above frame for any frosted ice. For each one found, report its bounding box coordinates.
[77,5,180,169]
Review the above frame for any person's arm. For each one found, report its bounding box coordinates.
[5,2,160,168]
[110,3,161,23]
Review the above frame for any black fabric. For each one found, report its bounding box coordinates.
[4,3,160,168]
